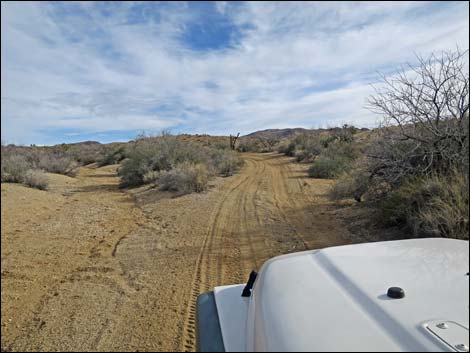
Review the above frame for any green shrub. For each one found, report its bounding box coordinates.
[308,158,349,178]
[98,146,126,166]
[378,172,468,239]
[65,143,105,165]
[329,168,369,201]
[118,134,208,187]
[118,133,243,188]
[142,170,159,184]
[295,135,322,163]
[118,154,152,187]
[209,149,244,177]
[158,162,209,195]
[284,142,296,156]
[23,169,49,190]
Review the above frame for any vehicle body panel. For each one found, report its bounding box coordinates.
[204,238,469,352]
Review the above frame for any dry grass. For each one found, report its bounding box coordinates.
[118,133,243,190]
[23,169,49,190]
[158,162,209,195]
[378,172,468,239]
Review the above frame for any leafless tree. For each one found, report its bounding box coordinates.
[366,48,469,186]
[229,133,240,150]
[257,136,279,152]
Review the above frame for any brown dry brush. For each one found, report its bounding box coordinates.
[333,48,469,239]
[118,132,244,191]
[366,48,469,184]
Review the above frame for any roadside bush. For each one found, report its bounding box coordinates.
[1,154,31,183]
[328,167,370,202]
[237,138,264,152]
[158,163,209,195]
[36,153,78,176]
[308,157,350,179]
[118,154,152,187]
[284,142,296,156]
[65,143,106,165]
[23,169,49,190]
[118,134,207,187]
[209,149,244,177]
[217,157,244,177]
[365,49,469,188]
[119,133,244,188]
[322,140,359,162]
[98,146,126,166]
[378,172,468,239]
[143,170,160,184]
[295,134,322,163]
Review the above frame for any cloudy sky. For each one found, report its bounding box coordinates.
[1,1,469,145]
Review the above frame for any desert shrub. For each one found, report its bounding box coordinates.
[216,157,244,177]
[378,172,468,239]
[278,142,296,156]
[142,170,159,184]
[118,133,208,188]
[295,134,322,163]
[1,154,31,183]
[98,146,126,166]
[208,149,244,177]
[320,135,336,148]
[366,49,469,186]
[118,133,244,190]
[237,138,263,152]
[65,143,106,165]
[212,141,231,150]
[308,157,349,178]
[328,167,370,202]
[331,124,357,144]
[118,153,152,187]
[158,162,209,195]
[322,140,359,162]
[36,153,78,176]
[23,169,49,190]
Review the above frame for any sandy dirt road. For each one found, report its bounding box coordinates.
[1,153,353,352]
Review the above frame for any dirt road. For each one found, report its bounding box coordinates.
[1,153,352,352]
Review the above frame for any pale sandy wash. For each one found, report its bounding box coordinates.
[1,153,356,352]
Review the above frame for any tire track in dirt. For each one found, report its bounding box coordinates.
[180,154,322,351]
[180,156,270,352]
[2,153,352,352]
[179,171,252,351]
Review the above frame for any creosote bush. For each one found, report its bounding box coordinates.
[118,133,243,191]
[378,172,468,239]
[23,169,49,190]
[157,162,209,195]
[1,154,30,183]
[308,157,349,179]
[330,49,469,240]
[98,146,126,166]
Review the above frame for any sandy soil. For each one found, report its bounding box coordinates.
[1,153,357,352]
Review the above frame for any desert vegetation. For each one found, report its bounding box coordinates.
[1,134,243,195]
[330,49,469,239]
[117,132,243,194]
[1,144,77,190]
[276,125,362,179]
[274,49,469,240]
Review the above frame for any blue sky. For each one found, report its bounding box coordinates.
[1,1,469,145]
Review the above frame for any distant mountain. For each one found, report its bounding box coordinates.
[243,128,310,140]
[243,127,370,141]
[55,140,102,147]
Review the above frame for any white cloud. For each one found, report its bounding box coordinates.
[1,1,468,144]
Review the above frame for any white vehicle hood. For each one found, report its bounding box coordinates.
[215,238,469,352]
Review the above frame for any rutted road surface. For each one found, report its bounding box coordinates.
[1,153,352,352]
